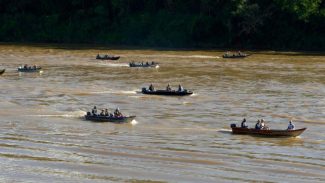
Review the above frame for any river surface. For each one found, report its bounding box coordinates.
[0,44,324,183]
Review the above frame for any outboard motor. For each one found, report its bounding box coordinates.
[230,123,236,128]
[87,112,91,116]
[142,87,147,92]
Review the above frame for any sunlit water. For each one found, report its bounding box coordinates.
[0,45,324,182]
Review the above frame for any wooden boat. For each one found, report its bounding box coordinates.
[18,66,42,72]
[142,88,193,96]
[222,53,250,58]
[129,62,159,68]
[0,69,5,75]
[96,54,120,60]
[230,124,306,137]
[85,113,136,123]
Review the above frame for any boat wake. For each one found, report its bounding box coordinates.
[217,128,232,133]
[131,120,138,125]
[90,90,137,95]
[27,110,86,118]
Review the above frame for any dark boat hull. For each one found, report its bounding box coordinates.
[18,67,42,72]
[85,115,136,123]
[96,55,120,60]
[0,69,5,75]
[142,88,193,96]
[129,63,159,68]
[223,54,249,58]
[231,126,306,137]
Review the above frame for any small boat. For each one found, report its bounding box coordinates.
[142,88,193,96]
[18,66,42,72]
[230,124,306,137]
[0,69,5,75]
[85,112,136,123]
[129,62,159,68]
[222,52,250,58]
[96,54,120,60]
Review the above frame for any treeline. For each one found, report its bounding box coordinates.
[0,0,324,50]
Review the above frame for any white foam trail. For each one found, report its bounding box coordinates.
[120,90,137,94]
[218,128,232,132]
[91,90,137,94]
[27,110,86,118]
[131,120,138,125]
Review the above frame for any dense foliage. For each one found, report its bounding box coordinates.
[0,0,324,50]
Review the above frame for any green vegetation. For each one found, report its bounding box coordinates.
[0,0,324,50]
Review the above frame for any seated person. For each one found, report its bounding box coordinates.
[255,120,261,130]
[287,120,295,130]
[100,109,105,116]
[260,119,269,130]
[114,108,122,117]
[92,106,97,115]
[104,109,109,116]
[166,84,171,91]
[149,84,154,91]
[178,84,184,92]
[241,118,248,128]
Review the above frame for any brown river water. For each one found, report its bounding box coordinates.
[0,44,324,183]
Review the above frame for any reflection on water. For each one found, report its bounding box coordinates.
[0,44,325,182]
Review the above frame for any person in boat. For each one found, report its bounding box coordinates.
[260,119,269,130]
[114,107,122,117]
[24,64,28,69]
[255,120,261,130]
[100,109,105,116]
[178,84,184,92]
[241,118,248,128]
[166,83,171,91]
[151,61,155,65]
[146,62,149,66]
[104,109,109,116]
[92,106,97,115]
[287,120,295,130]
[149,84,154,91]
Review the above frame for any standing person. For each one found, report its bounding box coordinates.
[287,120,295,130]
